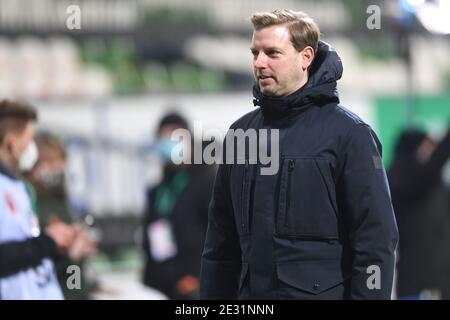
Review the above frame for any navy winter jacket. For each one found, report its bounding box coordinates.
[200,41,399,300]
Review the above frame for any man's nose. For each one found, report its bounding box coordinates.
[254,53,267,69]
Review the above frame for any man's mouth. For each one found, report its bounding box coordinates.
[258,75,272,80]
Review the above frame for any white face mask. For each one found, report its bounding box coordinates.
[19,141,39,171]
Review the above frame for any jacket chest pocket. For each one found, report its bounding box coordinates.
[276,157,338,238]
[231,160,252,235]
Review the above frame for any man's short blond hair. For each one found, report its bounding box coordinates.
[251,9,320,52]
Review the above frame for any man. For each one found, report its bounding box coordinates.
[142,113,215,299]
[200,10,398,299]
[0,99,75,299]
[26,132,97,300]
[388,129,450,299]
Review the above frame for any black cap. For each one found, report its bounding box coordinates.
[157,112,189,133]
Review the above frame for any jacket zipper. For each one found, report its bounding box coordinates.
[285,159,295,228]
[241,160,249,232]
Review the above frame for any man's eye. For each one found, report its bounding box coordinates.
[268,51,279,57]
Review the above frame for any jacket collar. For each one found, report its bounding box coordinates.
[0,159,21,180]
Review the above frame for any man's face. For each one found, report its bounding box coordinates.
[32,143,65,181]
[416,137,437,164]
[157,125,191,166]
[10,122,34,165]
[251,24,311,97]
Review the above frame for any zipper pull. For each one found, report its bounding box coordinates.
[288,159,295,172]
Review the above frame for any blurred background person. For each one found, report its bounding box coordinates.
[388,127,450,299]
[142,112,215,299]
[0,99,74,299]
[25,131,97,300]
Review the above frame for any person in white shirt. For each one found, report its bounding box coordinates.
[0,99,75,300]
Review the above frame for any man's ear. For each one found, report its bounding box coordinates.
[3,132,16,152]
[301,46,315,70]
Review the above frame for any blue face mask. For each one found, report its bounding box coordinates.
[156,137,179,163]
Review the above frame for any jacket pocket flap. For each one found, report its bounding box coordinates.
[277,260,349,295]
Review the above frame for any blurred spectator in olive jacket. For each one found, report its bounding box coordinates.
[26,132,97,300]
[142,113,215,299]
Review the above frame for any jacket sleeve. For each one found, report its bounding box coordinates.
[338,124,399,299]
[0,233,59,278]
[200,163,242,299]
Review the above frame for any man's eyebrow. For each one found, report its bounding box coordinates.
[250,47,282,52]
[265,47,282,52]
